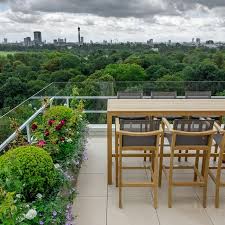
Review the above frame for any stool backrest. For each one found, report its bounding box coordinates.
[151,91,177,99]
[120,119,161,147]
[173,119,214,146]
[185,91,211,99]
[117,91,143,99]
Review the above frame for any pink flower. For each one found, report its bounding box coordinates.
[37,140,46,147]
[60,120,66,125]
[48,120,55,126]
[31,123,38,131]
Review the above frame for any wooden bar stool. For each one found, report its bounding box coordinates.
[115,91,148,186]
[209,122,225,208]
[159,118,216,208]
[116,118,162,209]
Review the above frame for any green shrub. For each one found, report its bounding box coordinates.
[32,104,86,164]
[0,146,59,201]
[44,106,73,122]
[0,187,17,224]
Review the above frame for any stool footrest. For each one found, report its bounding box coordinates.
[121,182,154,187]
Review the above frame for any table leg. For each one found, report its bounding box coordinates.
[107,113,113,185]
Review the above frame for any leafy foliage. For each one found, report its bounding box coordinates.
[0,146,59,201]
[32,103,86,164]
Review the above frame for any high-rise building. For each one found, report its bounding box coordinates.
[196,38,201,45]
[34,31,42,44]
[78,27,81,44]
[80,36,84,44]
[24,37,32,46]
[192,38,195,43]
[3,38,7,44]
[206,40,214,45]
[147,39,154,45]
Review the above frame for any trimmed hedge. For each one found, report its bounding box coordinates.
[0,146,59,201]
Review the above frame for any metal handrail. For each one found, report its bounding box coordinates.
[1,94,225,152]
[0,98,54,151]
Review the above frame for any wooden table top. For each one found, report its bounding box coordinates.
[107,99,225,116]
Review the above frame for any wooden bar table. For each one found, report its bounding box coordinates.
[107,99,225,185]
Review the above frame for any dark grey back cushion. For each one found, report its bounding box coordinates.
[117,91,143,99]
[173,119,214,146]
[120,119,160,147]
[151,91,177,99]
[185,91,211,99]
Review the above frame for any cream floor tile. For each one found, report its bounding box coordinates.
[73,197,107,225]
[109,171,152,198]
[77,173,107,197]
[80,158,106,174]
[73,137,225,225]
[107,195,159,225]
[195,178,225,198]
[157,196,213,225]
[205,197,225,225]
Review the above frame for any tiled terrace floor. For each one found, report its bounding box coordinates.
[73,136,225,225]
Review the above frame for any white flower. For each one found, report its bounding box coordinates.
[16,194,21,199]
[54,164,61,169]
[24,209,37,220]
[17,216,25,222]
[36,193,42,199]
[67,138,72,143]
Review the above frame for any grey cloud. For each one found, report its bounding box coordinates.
[8,0,179,18]
[171,0,225,11]
[7,11,42,23]
[4,0,225,19]
[3,0,225,19]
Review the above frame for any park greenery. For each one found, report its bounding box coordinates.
[0,45,225,142]
[1,45,225,114]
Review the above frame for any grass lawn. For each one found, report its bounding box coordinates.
[0,51,17,56]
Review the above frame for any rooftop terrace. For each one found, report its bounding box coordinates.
[1,81,225,225]
[74,135,225,225]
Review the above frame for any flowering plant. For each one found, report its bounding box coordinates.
[1,97,88,225]
[32,102,86,166]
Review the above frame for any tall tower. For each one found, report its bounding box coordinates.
[78,27,81,44]
[34,31,42,44]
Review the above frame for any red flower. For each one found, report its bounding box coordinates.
[37,140,46,147]
[55,124,63,131]
[31,123,38,131]
[48,120,55,126]
[44,130,50,136]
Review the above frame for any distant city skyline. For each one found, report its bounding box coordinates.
[0,0,225,43]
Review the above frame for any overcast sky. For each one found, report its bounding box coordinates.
[0,0,225,43]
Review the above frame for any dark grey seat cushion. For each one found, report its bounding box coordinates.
[165,132,210,146]
[122,136,157,147]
